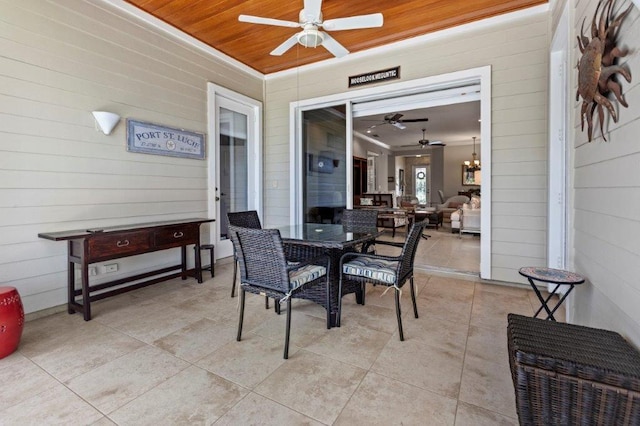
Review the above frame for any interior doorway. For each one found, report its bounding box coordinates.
[352,100,481,275]
[291,66,491,279]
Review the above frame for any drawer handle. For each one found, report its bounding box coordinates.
[173,231,184,238]
[116,240,130,247]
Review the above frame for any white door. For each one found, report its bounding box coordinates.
[208,84,262,259]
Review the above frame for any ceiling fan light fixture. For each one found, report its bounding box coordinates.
[297,27,324,47]
[417,128,430,148]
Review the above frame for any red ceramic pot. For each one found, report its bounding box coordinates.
[0,287,24,359]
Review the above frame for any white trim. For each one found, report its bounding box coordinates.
[98,0,264,79]
[478,66,492,281]
[207,83,263,258]
[290,66,492,279]
[267,4,548,80]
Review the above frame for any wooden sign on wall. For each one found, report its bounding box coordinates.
[126,119,206,160]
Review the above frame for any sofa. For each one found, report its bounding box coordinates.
[451,196,481,235]
[437,195,469,224]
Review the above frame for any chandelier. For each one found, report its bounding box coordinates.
[464,137,481,171]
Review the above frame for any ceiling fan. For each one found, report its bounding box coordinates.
[417,128,445,148]
[238,0,383,58]
[367,113,430,131]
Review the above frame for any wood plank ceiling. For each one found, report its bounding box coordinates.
[125,0,547,75]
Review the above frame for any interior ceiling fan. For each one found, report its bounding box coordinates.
[397,127,444,149]
[367,113,430,130]
[238,0,383,58]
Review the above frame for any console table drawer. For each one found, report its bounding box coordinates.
[154,225,198,249]
[88,231,151,261]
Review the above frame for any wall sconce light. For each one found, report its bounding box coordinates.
[91,111,121,135]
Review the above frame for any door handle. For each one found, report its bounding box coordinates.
[215,197,220,201]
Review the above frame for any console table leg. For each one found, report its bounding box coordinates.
[181,246,187,280]
[80,259,91,321]
[67,242,74,315]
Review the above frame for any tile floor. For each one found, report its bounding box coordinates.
[387,224,481,274]
[1,260,560,425]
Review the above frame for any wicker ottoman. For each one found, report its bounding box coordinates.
[507,313,640,425]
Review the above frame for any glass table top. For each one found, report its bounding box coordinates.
[276,223,381,247]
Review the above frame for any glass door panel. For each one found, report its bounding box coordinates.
[213,94,259,259]
[219,106,248,239]
[302,106,347,224]
[414,166,429,205]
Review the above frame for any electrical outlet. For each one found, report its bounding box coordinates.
[88,266,98,276]
[104,263,118,273]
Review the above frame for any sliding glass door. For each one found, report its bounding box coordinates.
[294,104,349,224]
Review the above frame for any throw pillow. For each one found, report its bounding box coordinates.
[470,196,481,209]
[360,198,373,206]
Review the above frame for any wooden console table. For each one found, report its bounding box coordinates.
[38,218,214,321]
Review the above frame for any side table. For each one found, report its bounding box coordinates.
[519,267,585,321]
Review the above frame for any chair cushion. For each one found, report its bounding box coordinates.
[343,257,398,284]
[289,264,326,289]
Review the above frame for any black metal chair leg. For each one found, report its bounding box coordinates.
[361,282,366,305]
[231,257,238,298]
[410,277,418,318]
[265,297,270,310]
[337,276,344,328]
[395,288,404,341]
[237,288,245,341]
[284,299,292,359]
[326,278,331,329]
[275,300,281,315]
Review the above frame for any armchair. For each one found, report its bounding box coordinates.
[337,220,429,340]
[229,226,329,359]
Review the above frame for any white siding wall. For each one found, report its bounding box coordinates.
[0,0,262,314]
[569,0,640,346]
[264,9,550,283]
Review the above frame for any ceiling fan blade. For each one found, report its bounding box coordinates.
[239,15,299,28]
[400,117,430,123]
[303,0,323,21]
[323,13,384,31]
[428,141,445,146]
[387,113,403,121]
[270,34,300,56]
[320,32,349,57]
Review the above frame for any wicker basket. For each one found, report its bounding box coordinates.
[507,313,640,425]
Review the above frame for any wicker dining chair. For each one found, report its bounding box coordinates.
[227,211,262,298]
[337,220,428,340]
[341,209,379,254]
[228,225,330,359]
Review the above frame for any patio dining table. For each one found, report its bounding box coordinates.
[277,223,383,328]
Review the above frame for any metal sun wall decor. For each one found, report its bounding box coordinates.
[577,0,633,142]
